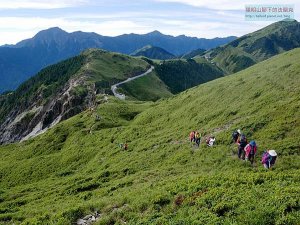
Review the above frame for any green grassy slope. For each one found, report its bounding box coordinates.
[206,20,300,74]
[119,71,173,101]
[0,48,300,224]
[83,49,150,94]
[85,49,149,82]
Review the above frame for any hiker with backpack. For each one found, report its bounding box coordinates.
[237,134,248,159]
[206,135,216,147]
[189,131,195,143]
[244,140,257,165]
[195,131,201,147]
[232,129,241,143]
[262,150,277,169]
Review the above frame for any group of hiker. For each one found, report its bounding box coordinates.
[188,129,277,169]
[189,131,216,147]
[232,129,277,169]
[119,142,128,150]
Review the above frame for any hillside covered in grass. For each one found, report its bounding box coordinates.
[119,71,173,101]
[205,19,300,74]
[0,48,300,224]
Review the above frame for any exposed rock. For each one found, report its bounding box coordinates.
[82,215,93,220]
[76,219,87,225]
[77,212,101,225]
[0,75,97,144]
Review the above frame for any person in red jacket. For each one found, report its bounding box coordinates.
[189,131,195,143]
[244,140,257,165]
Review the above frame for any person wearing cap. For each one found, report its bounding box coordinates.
[244,140,257,165]
[261,150,277,169]
[232,129,241,143]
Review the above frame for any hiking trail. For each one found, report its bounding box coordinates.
[111,66,154,100]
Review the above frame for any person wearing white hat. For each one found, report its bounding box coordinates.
[232,129,241,143]
[261,150,277,169]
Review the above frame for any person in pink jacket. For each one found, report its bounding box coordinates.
[189,131,195,143]
[244,140,257,165]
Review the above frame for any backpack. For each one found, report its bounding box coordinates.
[261,151,269,164]
[239,135,247,147]
[250,145,255,155]
[270,155,277,165]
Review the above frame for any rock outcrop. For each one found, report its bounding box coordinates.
[0,75,97,144]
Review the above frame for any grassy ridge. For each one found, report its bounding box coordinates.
[207,20,300,74]
[0,49,300,224]
[84,49,150,94]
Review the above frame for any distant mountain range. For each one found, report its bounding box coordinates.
[131,45,175,60]
[0,28,236,93]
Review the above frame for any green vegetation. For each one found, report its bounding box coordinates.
[155,58,223,93]
[84,49,150,94]
[205,20,300,74]
[0,48,300,224]
[131,45,175,60]
[119,71,173,101]
[86,49,149,81]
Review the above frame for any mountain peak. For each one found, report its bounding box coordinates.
[131,44,175,59]
[35,27,68,37]
[43,27,66,32]
[147,30,163,36]
[27,27,70,47]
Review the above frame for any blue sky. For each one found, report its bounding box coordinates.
[0,0,299,45]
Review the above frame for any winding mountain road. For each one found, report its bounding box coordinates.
[111,66,154,100]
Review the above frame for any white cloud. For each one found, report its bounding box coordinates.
[0,30,35,45]
[155,0,298,11]
[0,0,88,9]
[0,17,151,44]
[143,19,271,38]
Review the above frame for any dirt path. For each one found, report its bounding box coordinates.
[111,66,154,100]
